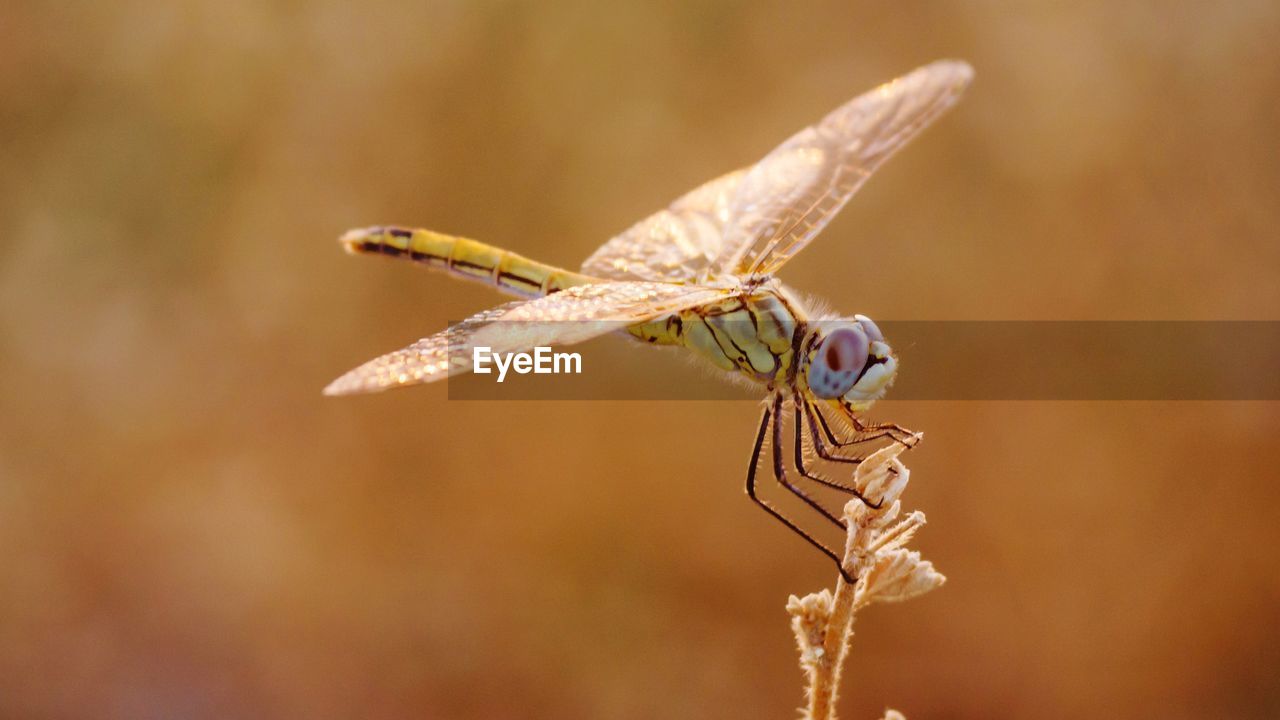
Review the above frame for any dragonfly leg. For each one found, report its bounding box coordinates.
[814,400,918,450]
[794,398,882,510]
[745,401,854,583]
[847,410,919,447]
[805,398,871,466]
[770,394,846,529]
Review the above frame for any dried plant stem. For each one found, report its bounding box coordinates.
[806,573,857,719]
[788,436,942,720]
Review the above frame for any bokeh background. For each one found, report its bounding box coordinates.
[3,2,1279,718]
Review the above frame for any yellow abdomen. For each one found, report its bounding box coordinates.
[341,226,598,297]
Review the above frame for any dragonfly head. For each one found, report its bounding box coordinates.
[803,315,897,412]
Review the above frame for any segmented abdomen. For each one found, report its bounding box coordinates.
[341,226,597,298]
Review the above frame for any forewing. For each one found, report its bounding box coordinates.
[323,281,727,395]
[711,60,973,278]
[580,169,746,282]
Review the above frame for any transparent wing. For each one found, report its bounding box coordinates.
[323,281,727,395]
[580,169,747,282]
[711,60,973,279]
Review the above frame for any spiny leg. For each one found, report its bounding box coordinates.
[804,398,868,466]
[745,400,854,582]
[770,394,846,529]
[803,400,908,511]
[805,398,884,467]
[792,397,881,510]
[815,402,895,447]
[844,404,919,447]
[793,398,866,491]
[813,399,918,450]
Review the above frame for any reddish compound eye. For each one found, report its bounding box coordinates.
[809,326,869,398]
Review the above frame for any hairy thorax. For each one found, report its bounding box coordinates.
[627,283,807,387]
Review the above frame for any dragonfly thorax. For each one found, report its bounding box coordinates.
[626,286,798,384]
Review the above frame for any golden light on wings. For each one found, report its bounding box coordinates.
[580,169,747,283]
[323,282,728,395]
[703,60,973,278]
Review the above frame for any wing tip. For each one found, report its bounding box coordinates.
[322,376,355,396]
[322,368,380,397]
[928,59,975,88]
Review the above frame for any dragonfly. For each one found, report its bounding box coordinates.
[326,60,973,579]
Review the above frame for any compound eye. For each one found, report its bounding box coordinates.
[809,326,869,398]
[854,314,885,344]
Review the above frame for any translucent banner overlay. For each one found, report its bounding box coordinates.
[445,321,1280,401]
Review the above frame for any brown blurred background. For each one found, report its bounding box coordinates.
[2,2,1279,718]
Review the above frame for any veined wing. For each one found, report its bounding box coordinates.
[323,281,727,395]
[580,169,747,282]
[711,60,972,279]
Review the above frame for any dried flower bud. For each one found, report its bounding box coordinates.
[859,549,946,607]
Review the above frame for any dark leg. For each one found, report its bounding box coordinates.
[812,400,918,451]
[793,397,882,509]
[793,399,871,495]
[845,406,919,447]
[804,398,869,467]
[768,395,845,528]
[745,400,854,583]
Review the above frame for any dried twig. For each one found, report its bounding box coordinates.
[787,435,942,720]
